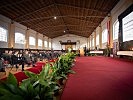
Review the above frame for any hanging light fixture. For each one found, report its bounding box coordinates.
[54,16,57,19]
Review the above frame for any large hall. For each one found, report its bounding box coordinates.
[0,0,133,100]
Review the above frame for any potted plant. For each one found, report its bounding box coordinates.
[105,44,111,57]
[0,64,59,100]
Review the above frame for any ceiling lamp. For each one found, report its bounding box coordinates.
[54,16,57,19]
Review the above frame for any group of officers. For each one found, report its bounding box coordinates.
[0,50,62,72]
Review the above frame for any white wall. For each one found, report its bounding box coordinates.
[52,34,88,50]
[0,14,50,49]
[29,29,37,49]
[14,22,27,49]
[101,17,108,49]
[44,37,48,50]
[0,0,132,50]
[111,0,133,42]
[48,38,52,49]
[38,33,43,49]
[0,15,10,48]
[90,0,132,49]
[96,26,100,48]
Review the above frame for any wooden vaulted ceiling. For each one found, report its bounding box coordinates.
[0,0,120,38]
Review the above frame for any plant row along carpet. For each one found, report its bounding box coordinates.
[0,52,76,100]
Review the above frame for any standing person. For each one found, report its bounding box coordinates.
[23,51,31,66]
[11,51,19,70]
[83,45,87,56]
[77,49,80,57]
[8,50,13,66]
[0,57,5,72]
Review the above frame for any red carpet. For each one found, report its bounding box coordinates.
[14,62,46,82]
[0,62,46,83]
[27,67,41,74]
[61,56,133,100]
[14,72,28,83]
[35,62,46,67]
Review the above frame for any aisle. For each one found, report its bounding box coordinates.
[61,56,133,100]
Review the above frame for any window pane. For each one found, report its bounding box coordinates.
[92,38,94,47]
[102,29,108,43]
[44,41,47,47]
[96,34,99,45]
[15,33,25,44]
[113,21,119,40]
[29,36,35,45]
[0,27,7,42]
[49,42,51,48]
[90,39,91,47]
[38,39,42,47]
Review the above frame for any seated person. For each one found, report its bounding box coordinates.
[2,50,10,64]
[0,57,5,72]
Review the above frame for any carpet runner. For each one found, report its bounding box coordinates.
[61,56,133,100]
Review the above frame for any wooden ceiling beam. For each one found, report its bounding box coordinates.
[14,4,55,21]
[39,29,91,33]
[67,17,100,24]
[19,15,105,23]
[54,1,69,34]
[57,3,108,14]
[68,32,89,38]
[35,24,97,29]
[0,0,30,9]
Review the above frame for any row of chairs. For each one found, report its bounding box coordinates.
[0,50,62,73]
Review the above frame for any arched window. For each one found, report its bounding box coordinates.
[49,42,51,48]
[15,32,25,44]
[38,39,42,47]
[29,36,35,45]
[90,39,91,47]
[92,37,94,47]
[44,41,47,47]
[0,27,7,42]
[113,20,119,40]
[96,34,99,45]
[102,29,108,43]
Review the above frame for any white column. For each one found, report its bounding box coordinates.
[109,16,113,48]
[42,35,44,49]
[8,22,15,48]
[88,37,90,48]
[47,38,49,50]
[36,32,38,49]
[94,31,96,49]
[25,29,30,49]
[99,25,102,49]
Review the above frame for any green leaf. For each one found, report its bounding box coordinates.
[39,67,45,79]
[55,76,62,80]
[6,84,19,94]
[68,70,76,74]
[6,73,18,86]
[0,88,13,95]
[24,71,36,78]
[33,80,39,87]
[19,78,31,92]
[0,94,24,100]
[27,84,37,97]
[44,64,50,77]
[39,80,49,87]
